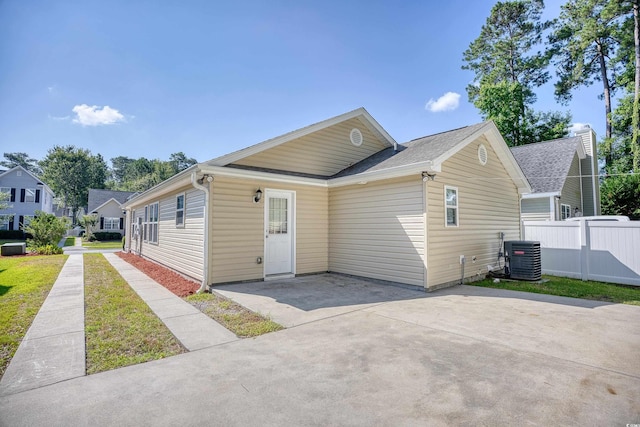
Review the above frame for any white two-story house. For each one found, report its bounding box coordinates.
[0,166,55,232]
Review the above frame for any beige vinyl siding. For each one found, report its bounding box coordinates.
[210,176,328,284]
[232,118,388,177]
[131,187,205,282]
[560,154,582,217]
[427,136,521,288]
[521,197,552,221]
[578,130,600,216]
[329,177,425,287]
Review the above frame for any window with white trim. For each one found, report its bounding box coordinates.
[104,217,120,230]
[175,194,185,227]
[148,202,159,243]
[561,204,571,220]
[0,218,9,230]
[143,205,149,242]
[445,186,459,227]
[25,188,35,203]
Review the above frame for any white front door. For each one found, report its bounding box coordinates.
[264,190,293,276]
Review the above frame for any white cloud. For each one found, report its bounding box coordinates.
[72,104,125,126]
[425,92,461,113]
[568,122,590,134]
[48,114,70,121]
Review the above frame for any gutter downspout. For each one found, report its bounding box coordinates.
[191,171,212,293]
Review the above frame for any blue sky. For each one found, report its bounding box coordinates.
[0,0,605,166]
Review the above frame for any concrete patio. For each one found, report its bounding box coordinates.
[1,271,639,426]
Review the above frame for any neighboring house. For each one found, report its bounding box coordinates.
[123,108,530,292]
[88,189,137,236]
[0,166,55,231]
[511,127,601,221]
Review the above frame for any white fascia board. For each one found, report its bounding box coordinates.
[429,124,491,167]
[91,198,122,214]
[484,124,532,195]
[201,161,440,189]
[205,108,395,167]
[123,165,199,208]
[200,166,328,187]
[328,161,441,188]
[575,140,587,159]
[521,191,560,199]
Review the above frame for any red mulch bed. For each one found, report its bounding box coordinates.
[116,252,200,297]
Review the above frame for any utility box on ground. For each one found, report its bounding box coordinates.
[504,241,541,281]
[1,242,26,256]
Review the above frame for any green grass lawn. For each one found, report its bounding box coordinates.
[63,237,75,247]
[82,240,123,249]
[470,275,640,306]
[185,293,283,337]
[84,254,185,374]
[0,254,67,378]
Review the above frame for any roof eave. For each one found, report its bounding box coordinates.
[328,161,440,188]
[521,191,561,199]
[484,123,532,194]
[199,165,327,187]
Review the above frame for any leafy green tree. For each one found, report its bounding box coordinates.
[0,152,41,175]
[169,152,197,173]
[79,214,98,241]
[463,0,569,145]
[24,211,68,253]
[108,153,197,192]
[39,146,107,223]
[600,173,640,218]
[550,0,624,164]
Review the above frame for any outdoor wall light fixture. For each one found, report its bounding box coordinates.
[197,174,214,185]
[422,171,436,182]
[254,188,263,203]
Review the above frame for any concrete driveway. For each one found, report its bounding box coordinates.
[1,275,639,426]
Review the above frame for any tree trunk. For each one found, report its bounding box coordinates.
[597,40,613,166]
[633,0,640,172]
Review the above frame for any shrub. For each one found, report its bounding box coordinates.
[30,244,63,255]
[24,211,68,249]
[93,232,122,241]
[601,174,640,220]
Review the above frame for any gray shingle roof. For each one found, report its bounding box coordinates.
[332,122,490,178]
[510,137,581,193]
[88,189,137,213]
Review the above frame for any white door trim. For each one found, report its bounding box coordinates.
[263,189,296,278]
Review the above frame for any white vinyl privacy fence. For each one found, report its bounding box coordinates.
[522,220,640,286]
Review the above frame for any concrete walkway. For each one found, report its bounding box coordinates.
[102,253,238,351]
[0,250,237,397]
[62,237,121,254]
[0,254,85,396]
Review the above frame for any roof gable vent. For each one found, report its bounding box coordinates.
[350,128,363,147]
[478,144,488,165]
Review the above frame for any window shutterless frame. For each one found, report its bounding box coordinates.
[175,193,185,227]
[444,186,459,227]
